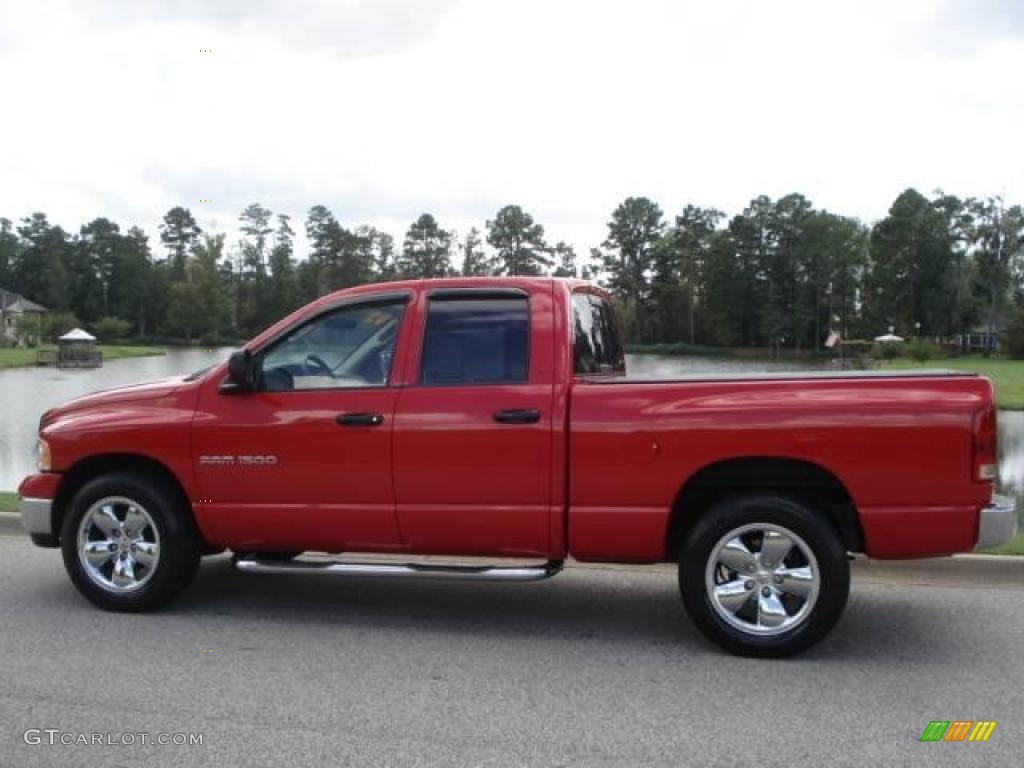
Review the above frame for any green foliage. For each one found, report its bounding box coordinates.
[268,215,299,319]
[192,234,232,340]
[652,205,722,345]
[238,203,273,277]
[12,313,42,346]
[597,197,664,341]
[42,312,82,342]
[162,282,202,343]
[1003,307,1024,359]
[302,205,374,296]
[875,342,906,361]
[906,340,943,364]
[550,241,577,278]
[863,190,952,337]
[399,214,452,278]
[159,207,200,280]
[460,227,495,276]
[2,188,1022,353]
[93,316,131,341]
[486,205,550,275]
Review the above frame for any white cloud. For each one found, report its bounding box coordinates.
[0,0,1021,264]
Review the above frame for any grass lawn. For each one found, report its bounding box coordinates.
[0,492,17,513]
[878,355,1024,410]
[0,345,165,370]
[980,531,1024,556]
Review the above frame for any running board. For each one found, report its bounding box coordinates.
[234,556,564,582]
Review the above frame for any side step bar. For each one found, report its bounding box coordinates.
[234,556,564,582]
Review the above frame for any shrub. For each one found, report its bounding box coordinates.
[93,316,132,342]
[907,340,943,364]
[12,314,43,346]
[42,312,82,343]
[873,342,905,360]
[1003,308,1024,359]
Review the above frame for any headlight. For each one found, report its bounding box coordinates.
[36,439,51,472]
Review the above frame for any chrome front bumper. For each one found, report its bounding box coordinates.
[19,497,53,536]
[975,494,1018,550]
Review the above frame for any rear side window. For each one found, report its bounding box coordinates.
[420,296,530,385]
[572,293,625,374]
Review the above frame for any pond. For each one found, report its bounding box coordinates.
[0,348,229,492]
[0,351,1020,528]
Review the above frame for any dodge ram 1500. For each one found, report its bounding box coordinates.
[18,277,1017,656]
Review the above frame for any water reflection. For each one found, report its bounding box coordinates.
[999,412,1024,507]
[0,348,230,490]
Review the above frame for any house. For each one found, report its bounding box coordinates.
[0,288,48,345]
[954,314,1011,353]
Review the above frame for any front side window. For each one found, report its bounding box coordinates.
[260,301,405,391]
[572,293,625,374]
[420,296,529,385]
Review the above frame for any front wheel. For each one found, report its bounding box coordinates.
[679,494,850,657]
[61,472,201,612]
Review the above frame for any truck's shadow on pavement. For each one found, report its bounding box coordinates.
[104,555,954,663]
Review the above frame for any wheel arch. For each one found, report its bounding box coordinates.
[51,453,196,545]
[664,456,863,560]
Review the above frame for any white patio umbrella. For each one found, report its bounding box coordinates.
[59,328,96,341]
[873,333,904,343]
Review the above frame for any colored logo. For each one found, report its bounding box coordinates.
[920,721,996,742]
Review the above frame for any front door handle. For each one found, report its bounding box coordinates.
[493,408,541,425]
[336,412,384,427]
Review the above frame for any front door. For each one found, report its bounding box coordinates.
[392,288,555,556]
[192,296,408,552]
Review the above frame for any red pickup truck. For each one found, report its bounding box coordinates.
[18,277,1017,656]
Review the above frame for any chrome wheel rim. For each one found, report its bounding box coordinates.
[705,523,820,637]
[77,496,160,593]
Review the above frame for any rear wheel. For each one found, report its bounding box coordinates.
[61,472,201,612]
[679,494,849,657]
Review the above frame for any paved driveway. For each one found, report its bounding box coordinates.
[0,536,1021,767]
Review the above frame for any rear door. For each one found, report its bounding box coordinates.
[392,286,556,556]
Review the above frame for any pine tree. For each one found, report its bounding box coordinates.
[486,205,550,275]
[159,207,200,281]
[399,213,452,278]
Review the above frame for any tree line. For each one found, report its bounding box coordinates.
[0,188,1021,350]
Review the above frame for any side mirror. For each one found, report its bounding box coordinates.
[221,349,256,393]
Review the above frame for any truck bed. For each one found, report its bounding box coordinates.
[568,367,993,562]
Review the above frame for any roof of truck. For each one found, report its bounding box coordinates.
[335,276,596,296]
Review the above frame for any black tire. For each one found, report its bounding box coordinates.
[232,550,303,562]
[60,472,201,612]
[679,494,849,658]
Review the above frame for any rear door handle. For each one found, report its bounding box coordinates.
[336,412,384,427]
[493,408,541,425]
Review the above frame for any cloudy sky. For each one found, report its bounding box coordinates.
[0,0,1021,262]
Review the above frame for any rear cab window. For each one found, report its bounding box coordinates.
[420,292,530,386]
[572,292,625,375]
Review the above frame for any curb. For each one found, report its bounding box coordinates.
[0,513,25,538]
[851,554,1024,586]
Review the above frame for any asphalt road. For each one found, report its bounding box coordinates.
[1,533,1022,768]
